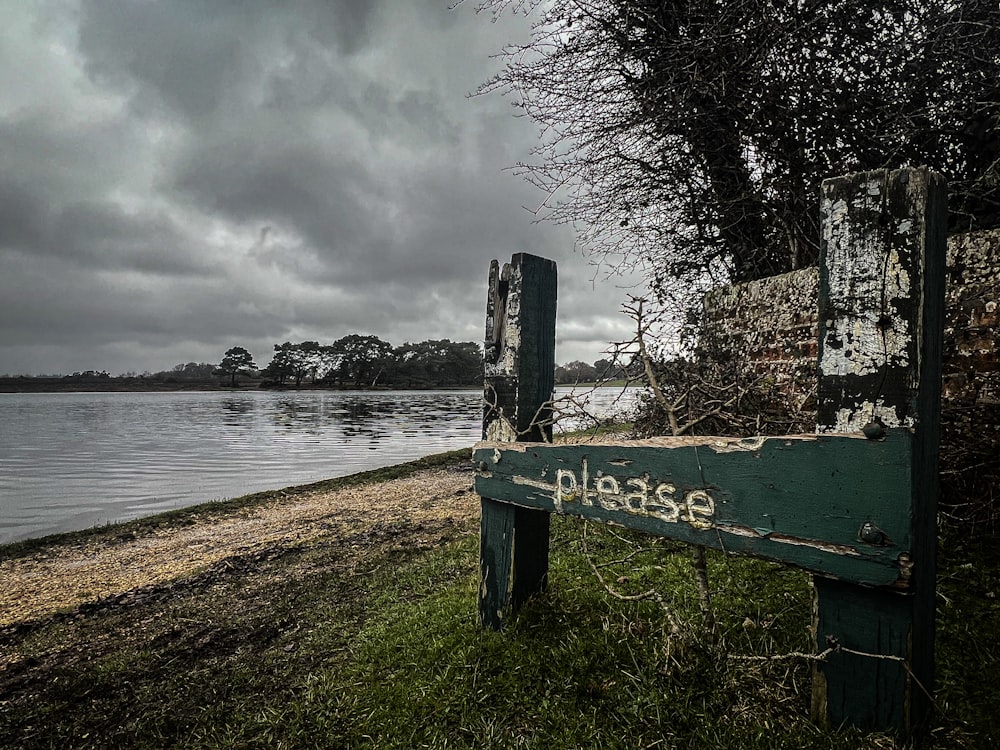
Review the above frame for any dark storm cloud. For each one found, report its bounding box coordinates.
[171,138,379,266]
[0,179,47,252]
[0,114,138,237]
[51,201,211,276]
[78,1,244,118]
[0,1,642,376]
[0,180,206,277]
[77,0,384,117]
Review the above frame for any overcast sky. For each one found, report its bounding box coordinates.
[0,0,644,377]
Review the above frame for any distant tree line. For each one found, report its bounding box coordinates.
[217,337,484,389]
[554,358,635,385]
[0,345,637,392]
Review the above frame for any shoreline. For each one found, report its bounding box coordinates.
[1,378,630,394]
[0,382,485,394]
[0,450,477,631]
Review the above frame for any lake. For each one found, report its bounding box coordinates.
[0,387,638,545]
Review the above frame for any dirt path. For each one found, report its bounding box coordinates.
[0,467,478,628]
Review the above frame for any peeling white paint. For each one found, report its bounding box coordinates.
[485,415,518,442]
[820,313,910,376]
[819,171,927,433]
[475,434,835,452]
[722,524,862,557]
[710,436,768,452]
[827,400,912,432]
[483,263,523,379]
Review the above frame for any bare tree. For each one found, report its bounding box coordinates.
[471,0,1000,288]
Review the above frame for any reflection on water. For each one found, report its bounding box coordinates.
[0,387,638,545]
[221,397,254,424]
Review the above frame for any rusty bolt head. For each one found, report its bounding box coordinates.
[859,522,887,545]
[862,420,886,440]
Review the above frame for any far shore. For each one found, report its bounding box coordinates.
[0,376,488,394]
[1,377,632,394]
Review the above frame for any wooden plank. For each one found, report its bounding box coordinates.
[811,167,946,733]
[479,253,557,631]
[475,431,912,586]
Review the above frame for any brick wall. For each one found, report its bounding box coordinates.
[704,229,999,408]
[702,264,820,405]
[703,228,1000,528]
[944,231,1000,405]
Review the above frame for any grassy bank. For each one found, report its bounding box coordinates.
[1,463,998,748]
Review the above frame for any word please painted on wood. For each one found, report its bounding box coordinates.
[536,458,715,529]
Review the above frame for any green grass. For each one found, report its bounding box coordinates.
[3,514,997,749]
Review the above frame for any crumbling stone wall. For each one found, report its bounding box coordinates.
[704,229,999,407]
[703,229,1000,529]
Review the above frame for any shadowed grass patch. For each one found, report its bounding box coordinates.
[1,513,996,748]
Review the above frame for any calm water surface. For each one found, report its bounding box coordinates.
[0,387,637,544]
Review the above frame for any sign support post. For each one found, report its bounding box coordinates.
[479,253,557,630]
[811,167,946,731]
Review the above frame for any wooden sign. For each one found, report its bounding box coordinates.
[475,430,912,587]
[476,168,946,736]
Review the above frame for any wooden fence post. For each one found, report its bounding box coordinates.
[479,253,557,630]
[812,168,946,732]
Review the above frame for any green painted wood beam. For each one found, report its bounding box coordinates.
[479,253,557,630]
[475,430,913,587]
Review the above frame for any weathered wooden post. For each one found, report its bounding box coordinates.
[479,253,557,630]
[811,167,946,731]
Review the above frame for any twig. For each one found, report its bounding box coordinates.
[690,544,717,642]
[624,293,722,636]
[730,648,835,664]
[729,641,942,712]
[580,522,682,637]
